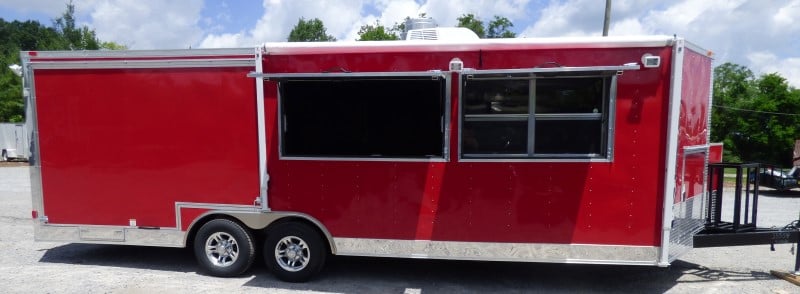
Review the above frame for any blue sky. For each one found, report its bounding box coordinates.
[1,0,798,87]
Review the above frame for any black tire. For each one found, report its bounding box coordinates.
[193,219,255,277]
[264,222,327,282]
[1,150,7,162]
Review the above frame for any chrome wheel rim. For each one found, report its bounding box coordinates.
[274,236,310,272]
[204,232,239,267]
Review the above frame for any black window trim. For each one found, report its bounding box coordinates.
[271,71,451,162]
[458,65,637,162]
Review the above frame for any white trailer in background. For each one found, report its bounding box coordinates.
[0,123,29,161]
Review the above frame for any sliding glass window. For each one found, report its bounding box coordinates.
[461,71,616,160]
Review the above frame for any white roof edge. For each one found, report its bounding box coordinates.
[262,35,679,52]
[22,47,255,59]
[684,40,713,57]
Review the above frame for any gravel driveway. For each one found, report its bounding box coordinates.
[1,166,798,293]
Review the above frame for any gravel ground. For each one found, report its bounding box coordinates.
[1,166,798,293]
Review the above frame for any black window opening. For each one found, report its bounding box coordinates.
[280,77,446,158]
[461,72,614,159]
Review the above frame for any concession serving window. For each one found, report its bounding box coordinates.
[459,64,639,160]
[255,72,448,160]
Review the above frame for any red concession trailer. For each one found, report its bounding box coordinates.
[23,36,717,282]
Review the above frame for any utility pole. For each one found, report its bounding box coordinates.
[603,0,612,36]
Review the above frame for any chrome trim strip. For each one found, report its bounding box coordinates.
[443,72,452,161]
[659,37,685,266]
[30,58,254,70]
[606,75,618,160]
[683,144,710,154]
[278,156,448,162]
[262,36,676,54]
[535,113,603,120]
[23,48,254,59]
[458,158,612,163]
[461,64,640,76]
[32,206,340,252]
[249,71,446,80]
[34,222,184,247]
[457,72,464,161]
[528,78,537,155]
[22,52,45,224]
[174,202,257,231]
[333,238,659,265]
[254,48,269,211]
[463,114,528,122]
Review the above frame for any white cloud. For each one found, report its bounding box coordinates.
[421,0,530,28]
[520,0,800,88]
[89,0,204,49]
[199,0,531,45]
[199,32,249,48]
[747,52,800,89]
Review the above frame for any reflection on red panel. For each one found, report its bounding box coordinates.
[674,49,712,204]
[683,153,706,199]
[265,45,674,247]
[36,67,260,227]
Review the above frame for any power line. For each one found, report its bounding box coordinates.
[712,104,800,117]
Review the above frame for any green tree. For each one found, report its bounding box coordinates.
[0,19,65,122]
[456,14,485,38]
[357,21,399,41]
[0,2,123,122]
[100,41,127,50]
[52,1,100,50]
[712,62,800,165]
[288,18,336,42]
[487,16,516,38]
[711,62,756,162]
[457,14,516,38]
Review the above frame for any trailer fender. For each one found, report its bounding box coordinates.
[187,211,337,255]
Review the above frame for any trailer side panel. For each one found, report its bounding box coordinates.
[34,66,259,228]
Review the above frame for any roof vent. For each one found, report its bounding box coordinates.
[405,27,480,41]
[405,17,438,31]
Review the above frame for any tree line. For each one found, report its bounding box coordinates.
[2,8,798,167]
[712,63,800,166]
[0,2,125,122]
[288,13,516,42]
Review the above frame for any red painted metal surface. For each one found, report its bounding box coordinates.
[709,143,723,163]
[32,41,713,249]
[264,45,677,246]
[673,49,713,203]
[35,66,260,228]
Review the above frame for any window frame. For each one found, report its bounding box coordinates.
[457,64,638,162]
[265,71,451,162]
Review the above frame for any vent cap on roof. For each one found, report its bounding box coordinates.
[405,17,437,31]
[405,27,480,41]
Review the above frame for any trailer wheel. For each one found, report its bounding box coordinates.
[264,222,327,282]
[193,219,255,277]
[1,150,7,162]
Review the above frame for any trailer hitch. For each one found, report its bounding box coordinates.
[770,220,800,251]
